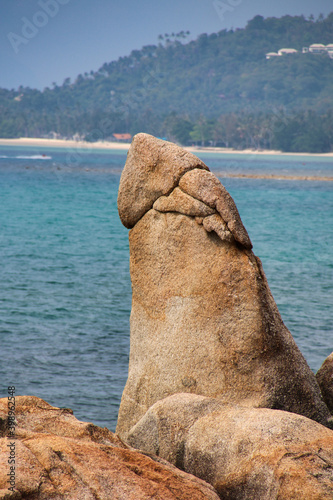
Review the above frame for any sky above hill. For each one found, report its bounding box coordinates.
[1,0,333,90]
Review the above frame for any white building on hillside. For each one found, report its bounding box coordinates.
[309,43,327,54]
[326,44,333,58]
[278,48,298,55]
[265,52,279,59]
[267,44,333,60]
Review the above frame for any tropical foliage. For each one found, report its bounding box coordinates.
[1,13,333,152]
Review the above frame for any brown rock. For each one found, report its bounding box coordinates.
[117,133,208,229]
[202,213,234,243]
[128,393,333,500]
[127,393,224,466]
[0,396,220,499]
[186,405,333,500]
[179,168,252,249]
[153,187,215,217]
[116,136,331,439]
[317,352,333,413]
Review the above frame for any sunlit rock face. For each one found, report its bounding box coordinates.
[0,396,220,500]
[127,393,333,500]
[116,133,332,440]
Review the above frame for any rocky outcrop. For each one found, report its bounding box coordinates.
[317,352,333,413]
[127,393,333,500]
[0,396,220,499]
[116,133,332,439]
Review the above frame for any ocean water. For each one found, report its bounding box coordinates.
[0,145,332,431]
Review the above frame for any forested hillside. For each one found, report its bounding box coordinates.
[1,13,333,152]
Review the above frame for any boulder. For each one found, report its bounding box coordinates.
[128,393,333,500]
[316,352,333,413]
[0,396,220,500]
[127,393,224,468]
[116,134,332,439]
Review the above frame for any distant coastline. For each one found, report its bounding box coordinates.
[0,137,131,151]
[0,137,332,181]
[1,137,333,157]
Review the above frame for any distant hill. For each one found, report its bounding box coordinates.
[1,13,333,152]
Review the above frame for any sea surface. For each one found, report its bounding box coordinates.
[0,145,332,431]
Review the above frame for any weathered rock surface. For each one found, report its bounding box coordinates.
[179,168,252,248]
[317,352,333,413]
[153,187,215,217]
[116,134,332,439]
[0,396,220,499]
[127,393,225,466]
[128,393,333,500]
[117,133,209,229]
[202,213,234,243]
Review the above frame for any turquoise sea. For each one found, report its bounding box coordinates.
[0,144,332,431]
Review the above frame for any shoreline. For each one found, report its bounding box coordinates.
[1,137,333,158]
[216,173,333,182]
[0,137,131,151]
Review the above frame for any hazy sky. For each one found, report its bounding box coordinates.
[1,0,332,90]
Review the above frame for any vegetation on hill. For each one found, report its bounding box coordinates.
[1,13,333,152]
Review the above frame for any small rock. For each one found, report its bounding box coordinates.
[153,187,215,217]
[202,213,234,243]
[316,352,333,414]
[179,168,252,249]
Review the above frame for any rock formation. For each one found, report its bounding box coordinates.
[116,133,332,439]
[0,396,219,499]
[316,352,333,414]
[127,393,333,500]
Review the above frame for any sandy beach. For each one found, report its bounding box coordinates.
[1,137,333,157]
[1,137,332,181]
[0,137,131,151]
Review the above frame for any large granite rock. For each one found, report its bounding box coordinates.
[116,133,332,439]
[127,393,333,500]
[317,352,333,414]
[0,396,220,499]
